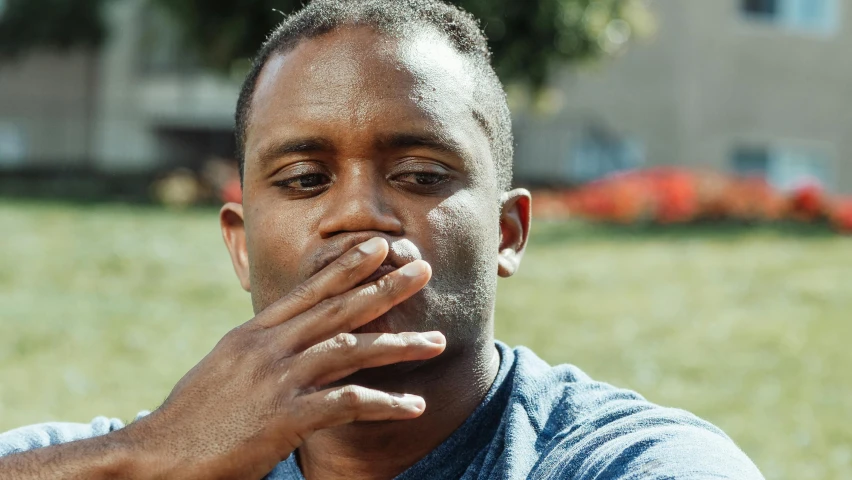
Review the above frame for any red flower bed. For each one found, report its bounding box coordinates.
[532,167,851,234]
[828,197,852,233]
[210,166,850,234]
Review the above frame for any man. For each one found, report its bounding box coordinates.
[0,0,764,478]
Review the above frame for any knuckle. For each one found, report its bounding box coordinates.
[219,326,251,351]
[335,250,362,271]
[338,386,363,408]
[331,333,358,351]
[399,332,422,345]
[212,329,269,377]
[375,275,403,297]
[319,295,347,318]
[223,325,246,341]
[288,283,318,305]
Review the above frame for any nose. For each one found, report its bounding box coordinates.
[317,168,403,239]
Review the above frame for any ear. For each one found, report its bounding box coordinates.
[498,188,532,278]
[220,202,252,292]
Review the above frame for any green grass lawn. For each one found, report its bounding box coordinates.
[1,201,850,479]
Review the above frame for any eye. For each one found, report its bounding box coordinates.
[393,169,450,192]
[295,174,329,188]
[274,173,331,190]
[394,172,451,187]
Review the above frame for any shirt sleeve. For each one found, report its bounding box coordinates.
[532,405,765,480]
[581,421,764,480]
[0,417,127,457]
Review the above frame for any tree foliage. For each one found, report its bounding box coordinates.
[149,0,653,87]
[0,0,108,58]
[0,0,653,87]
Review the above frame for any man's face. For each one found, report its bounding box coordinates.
[223,26,528,355]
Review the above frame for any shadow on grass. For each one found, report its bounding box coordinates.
[530,219,840,245]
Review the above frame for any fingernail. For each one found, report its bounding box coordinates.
[421,331,445,345]
[403,394,426,411]
[399,261,428,277]
[358,237,386,255]
[389,392,426,411]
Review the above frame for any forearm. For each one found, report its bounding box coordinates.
[0,429,147,480]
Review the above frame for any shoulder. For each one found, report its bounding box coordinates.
[505,346,764,479]
[0,416,129,457]
[530,402,764,479]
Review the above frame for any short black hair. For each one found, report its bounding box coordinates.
[234,0,514,191]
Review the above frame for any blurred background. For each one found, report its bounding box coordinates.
[1,1,850,479]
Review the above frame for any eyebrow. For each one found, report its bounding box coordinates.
[255,137,335,166]
[376,132,468,161]
[254,132,468,170]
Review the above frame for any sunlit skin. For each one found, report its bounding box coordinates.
[220,26,531,479]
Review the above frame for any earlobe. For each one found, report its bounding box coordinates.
[497,250,520,278]
[497,189,532,278]
[220,202,252,292]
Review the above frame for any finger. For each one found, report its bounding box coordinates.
[250,237,389,329]
[294,331,446,387]
[278,260,432,352]
[299,385,426,432]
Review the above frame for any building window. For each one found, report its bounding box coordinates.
[571,130,645,182]
[741,0,840,34]
[0,122,27,168]
[731,145,833,190]
[743,0,778,16]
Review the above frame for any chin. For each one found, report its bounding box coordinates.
[333,358,431,391]
[335,308,441,389]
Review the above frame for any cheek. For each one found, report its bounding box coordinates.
[245,206,314,309]
[424,191,500,281]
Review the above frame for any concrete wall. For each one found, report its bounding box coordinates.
[93,0,239,172]
[516,0,852,192]
[0,0,240,173]
[0,49,97,168]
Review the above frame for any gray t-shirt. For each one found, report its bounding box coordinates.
[0,342,764,479]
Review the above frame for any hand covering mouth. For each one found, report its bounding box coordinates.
[308,235,420,280]
[357,263,398,288]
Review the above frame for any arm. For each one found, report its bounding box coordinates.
[0,428,145,480]
[0,237,445,480]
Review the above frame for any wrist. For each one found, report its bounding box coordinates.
[51,427,151,480]
[105,419,171,480]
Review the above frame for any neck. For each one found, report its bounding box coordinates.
[297,335,500,480]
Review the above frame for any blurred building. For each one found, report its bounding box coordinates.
[516,0,851,192]
[0,0,238,174]
[1,0,851,193]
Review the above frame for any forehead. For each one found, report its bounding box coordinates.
[244,26,490,169]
